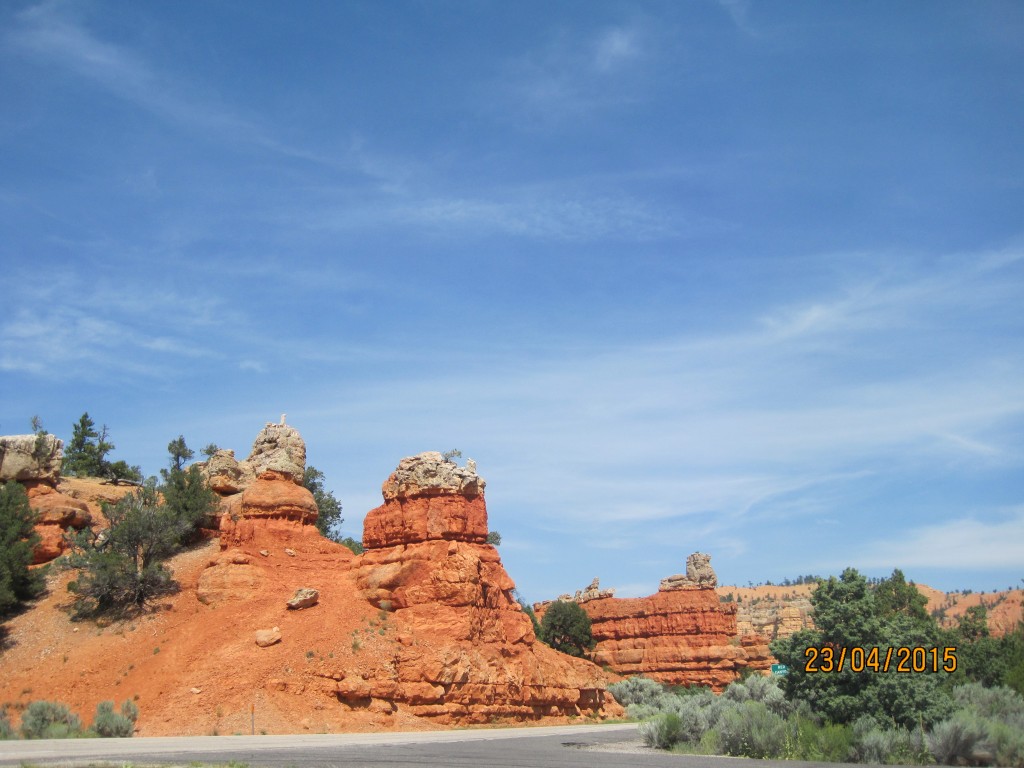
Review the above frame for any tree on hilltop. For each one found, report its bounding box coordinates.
[163,436,194,476]
[63,413,141,483]
[63,413,114,477]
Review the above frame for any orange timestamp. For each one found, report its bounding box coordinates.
[803,646,957,674]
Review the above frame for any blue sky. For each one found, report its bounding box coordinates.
[2,1,1022,600]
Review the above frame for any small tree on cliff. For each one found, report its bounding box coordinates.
[63,414,141,483]
[0,481,44,615]
[63,413,115,477]
[302,466,344,542]
[159,436,217,541]
[539,600,595,658]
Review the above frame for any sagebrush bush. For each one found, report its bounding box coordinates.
[666,695,710,744]
[608,676,665,708]
[0,707,13,740]
[20,701,83,739]
[91,700,138,737]
[716,700,787,759]
[927,713,989,765]
[955,683,1024,722]
[984,720,1024,768]
[639,712,682,749]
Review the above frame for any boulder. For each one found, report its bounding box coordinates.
[0,434,63,484]
[200,449,255,494]
[196,550,264,604]
[287,587,319,610]
[255,627,282,648]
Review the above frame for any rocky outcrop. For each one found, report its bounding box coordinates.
[23,482,92,563]
[246,423,306,483]
[580,588,771,691]
[198,423,307,495]
[0,433,97,563]
[380,452,484,501]
[732,594,814,640]
[0,434,63,484]
[200,449,255,495]
[660,552,717,591]
[541,555,771,692]
[558,577,616,603]
[204,424,321,549]
[350,453,621,723]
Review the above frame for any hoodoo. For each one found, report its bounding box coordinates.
[351,451,621,722]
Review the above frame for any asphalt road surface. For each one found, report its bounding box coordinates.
[0,722,877,768]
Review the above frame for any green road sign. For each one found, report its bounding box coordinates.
[771,663,789,676]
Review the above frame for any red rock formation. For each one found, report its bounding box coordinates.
[24,481,92,564]
[581,589,772,691]
[207,424,323,551]
[541,554,772,691]
[351,452,622,723]
[218,470,321,550]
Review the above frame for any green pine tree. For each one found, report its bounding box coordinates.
[0,482,44,615]
[302,466,344,542]
[539,600,595,658]
[63,413,115,478]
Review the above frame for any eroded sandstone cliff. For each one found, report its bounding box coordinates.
[349,452,621,722]
[540,554,772,691]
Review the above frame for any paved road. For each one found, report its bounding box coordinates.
[0,722,873,768]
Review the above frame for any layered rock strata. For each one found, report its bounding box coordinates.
[351,452,620,723]
[542,554,771,691]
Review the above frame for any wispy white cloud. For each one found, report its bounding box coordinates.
[496,22,652,124]
[855,508,1024,570]
[4,2,367,174]
[592,27,641,72]
[715,0,764,37]
[298,246,1023,543]
[393,193,678,241]
[0,273,226,378]
[7,2,254,139]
